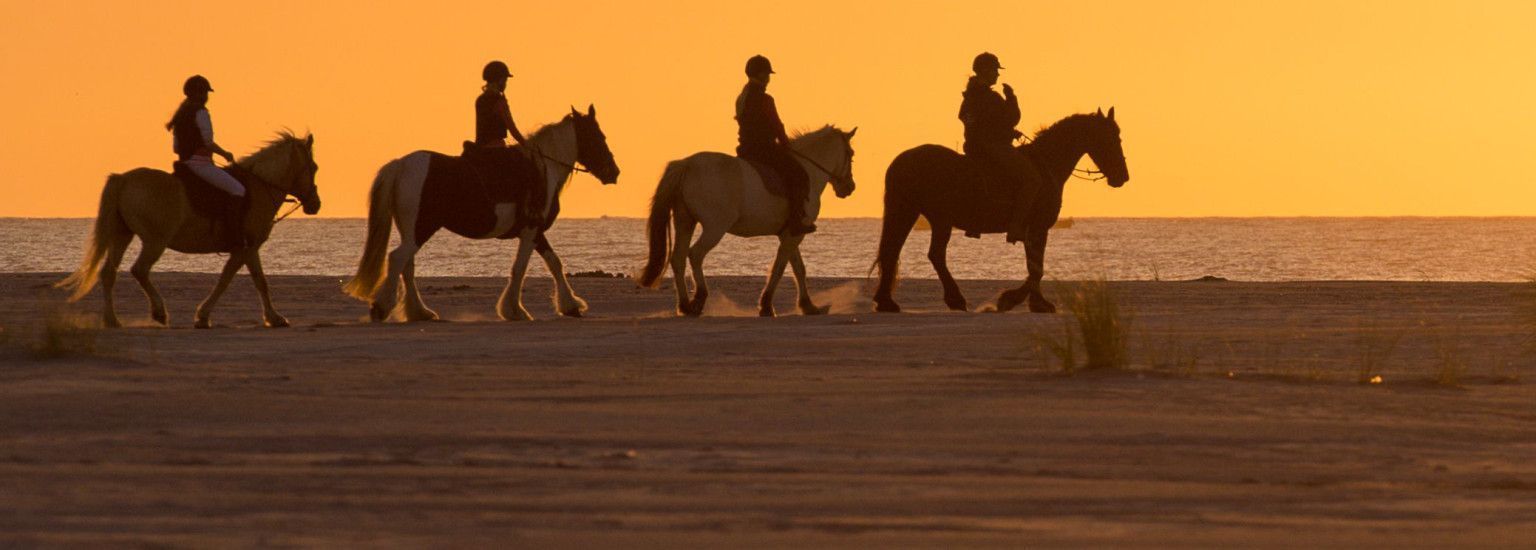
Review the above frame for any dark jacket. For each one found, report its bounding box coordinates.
[171,104,207,161]
[958,76,1020,149]
[475,90,512,146]
[736,81,790,154]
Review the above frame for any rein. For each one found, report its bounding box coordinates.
[1015,130,1110,182]
[223,155,305,226]
[789,147,852,186]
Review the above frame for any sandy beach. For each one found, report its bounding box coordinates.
[1,272,1533,547]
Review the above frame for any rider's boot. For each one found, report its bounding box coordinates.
[783,188,816,236]
[222,194,250,251]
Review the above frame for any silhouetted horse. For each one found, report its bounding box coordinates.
[636,126,857,316]
[56,132,321,328]
[345,106,619,322]
[874,108,1129,313]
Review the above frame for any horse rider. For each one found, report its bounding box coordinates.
[959,52,1045,244]
[736,55,815,235]
[474,60,545,226]
[166,74,246,248]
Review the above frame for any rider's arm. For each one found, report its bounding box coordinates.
[1001,85,1021,129]
[765,95,791,147]
[198,110,235,161]
[498,99,529,147]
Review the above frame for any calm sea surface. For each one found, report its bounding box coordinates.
[4,217,1534,282]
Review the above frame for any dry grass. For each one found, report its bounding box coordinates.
[1071,279,1132,370]
[1027,315,1078,372]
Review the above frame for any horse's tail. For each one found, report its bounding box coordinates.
[637,160,687,288]
[343,158,401,301]
[55,174,128,302]
[871,152,923,296]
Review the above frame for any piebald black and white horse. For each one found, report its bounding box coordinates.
[345,106,619,321]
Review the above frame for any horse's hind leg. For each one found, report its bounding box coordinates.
[789,244,828,316]
[682,225,726,317]
[534,234,587,318]
[98,233,133,328]
[669,213,696,315]
[129,239,170,326]
[928,225,967,311]
[759,238,793,317]
[373,238,420,322]
[244,249,290,328]
[400,258,440,322]
[873,202,920,313]
[195,253,246,329]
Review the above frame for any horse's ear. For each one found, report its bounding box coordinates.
[1107,107,1115,121]
[848,126,858,138]
[588,103,596,117]
[1096,107,1104,117]
[570,106,580,117]
[305,134,314,147]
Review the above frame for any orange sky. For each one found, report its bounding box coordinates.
[2,1,1534,218]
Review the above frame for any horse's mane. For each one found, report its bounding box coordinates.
[239,130,308,165]
[528,115,574,141]
[791,124,842,141]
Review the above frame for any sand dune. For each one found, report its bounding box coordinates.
[1,273,1533,547]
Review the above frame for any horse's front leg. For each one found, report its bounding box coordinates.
[245,249,290,328]
[534,233,587,318]
[788,243,828,316]
[195,253,246,329]
[998,228,1055,313]
[497,230,538,321]
[759,238,793,317]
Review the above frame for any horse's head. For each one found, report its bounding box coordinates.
[831,126,858,199]
[569,104,620,185]
[288,133,321,214]
[246,131,321,214]
[1086,107,1130,188]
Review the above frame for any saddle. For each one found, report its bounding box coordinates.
[743,159,788,198]
[957,153,1034,238]
[172,162,250,249]
[460,141,537,204]
[173,162,239,222]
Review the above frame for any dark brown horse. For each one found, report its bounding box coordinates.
[873,108,1129,313]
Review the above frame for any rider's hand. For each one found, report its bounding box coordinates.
[1012,129,1025,141]
[1002,83,1016,99]
[219,151,236,164]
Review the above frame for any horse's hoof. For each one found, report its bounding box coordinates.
[265,316,291,328]
[405,309,441,322]
[874,299,901,313]
[500,308,533,322]
[799,303,829,316]
[194,318,213,329]
[943,296,969,312]
[560,308,583,318]
[1028,297,1057,314]
[996,290,1027,313]
[369,303,392,323]
[151,311,168,326]
[103,317,122,329]
[759,306,775,318]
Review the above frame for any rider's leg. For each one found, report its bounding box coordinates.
[771,147,814,235]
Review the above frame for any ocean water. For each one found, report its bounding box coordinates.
[4,217,1534,282]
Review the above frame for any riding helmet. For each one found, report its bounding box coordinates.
[482,60,513,81]
[972,52,1004,73]
[745,55,775,77]
[183,75,213,96]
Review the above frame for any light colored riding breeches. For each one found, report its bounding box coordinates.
[184,156,246,197]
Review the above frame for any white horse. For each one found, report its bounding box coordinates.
[344,106,620,322]
[637,126,857,316]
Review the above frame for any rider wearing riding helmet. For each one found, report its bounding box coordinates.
[475,60,545,226]
[959,52,1045,244]
[167,75,247,248]
[736,55,815,235]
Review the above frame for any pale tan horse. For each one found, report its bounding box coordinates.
[637,126,856,316]
[55,132,320,328]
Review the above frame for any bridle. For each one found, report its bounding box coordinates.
[1015,128,1118,183]
[788,140,854,189]
[225,141,312,225]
